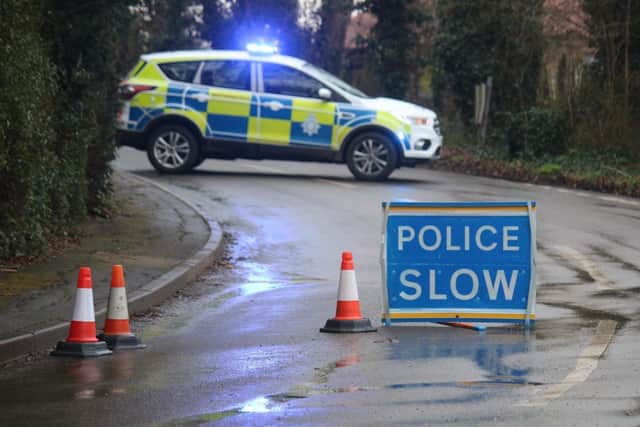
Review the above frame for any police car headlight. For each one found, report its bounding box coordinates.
[408,116,429,126]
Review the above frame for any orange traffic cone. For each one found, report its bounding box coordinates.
[98,265,146,351]
[51,267,112,357]
[320,252,376,333]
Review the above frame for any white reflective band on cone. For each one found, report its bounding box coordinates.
[106,287,129,320]
[71,288,96,321]
[337,270,359,301]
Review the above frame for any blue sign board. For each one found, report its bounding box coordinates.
[381,202,536,326]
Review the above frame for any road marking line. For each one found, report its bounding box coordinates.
[597,195,640,207]
[516,319,617,407]
[243,163,287,174]
[314,178,357,189]
[552,245,615,290]
[557,188,570,193]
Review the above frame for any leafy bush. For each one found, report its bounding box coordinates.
[536,162,562,176]
[0,1,134,260]
[0,0,58,258]
[501,108,568,159]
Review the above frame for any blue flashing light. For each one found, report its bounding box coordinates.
[246,42,278,55]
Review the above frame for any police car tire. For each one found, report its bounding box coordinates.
[346,132,398,181]
[147,125,200,174]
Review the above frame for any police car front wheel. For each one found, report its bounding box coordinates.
[346,132,398,181]
[147,125,200,174]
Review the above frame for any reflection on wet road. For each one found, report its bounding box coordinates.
[1,152,639,426]
[387,329,530,379]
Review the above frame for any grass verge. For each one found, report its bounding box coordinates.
[428,145,640,198]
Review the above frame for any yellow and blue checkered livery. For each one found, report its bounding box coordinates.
[123,65,410,152]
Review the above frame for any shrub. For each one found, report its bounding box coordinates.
[0,0,58,258]
[0,1,135,260]
[502,107,568,159]
[536,162,562,176]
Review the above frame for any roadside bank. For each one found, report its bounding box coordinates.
[425,146,640,198]
[0,171,223,364]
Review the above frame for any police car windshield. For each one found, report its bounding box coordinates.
[303,63,369,98]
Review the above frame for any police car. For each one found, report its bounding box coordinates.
[116,45,442,181]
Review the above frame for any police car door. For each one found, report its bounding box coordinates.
[258,63,337,148]
[198,59,257,142]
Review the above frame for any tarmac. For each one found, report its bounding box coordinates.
[0,171,224,364]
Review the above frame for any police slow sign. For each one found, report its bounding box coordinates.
[381,202,536,326]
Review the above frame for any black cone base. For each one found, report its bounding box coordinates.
[98,333,146,351]
[320,317,377,333]
[50,340,112,357]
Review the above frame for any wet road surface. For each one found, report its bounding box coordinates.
[1,149,639,426]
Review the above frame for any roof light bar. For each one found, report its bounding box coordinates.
[246,42,278,55]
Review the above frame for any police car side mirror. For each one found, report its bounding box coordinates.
[318,88,332,101]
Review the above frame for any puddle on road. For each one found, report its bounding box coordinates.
[164,354,363,425]
[239,262,281,296]
[380,328,533,380]
[164,395,288,426]
[128,224,328,341]
[240,280,280,296]
[237,396,283,413]
[165,315,622,426]
[70,351,138,400]
[166,374,547,425]
[198,226,325,299]
[67,359,103,401]
[261,326,565,407]
[276,340,543,398]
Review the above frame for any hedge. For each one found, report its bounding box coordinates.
[0,0,134,259]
